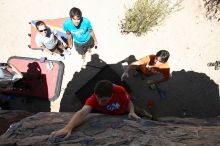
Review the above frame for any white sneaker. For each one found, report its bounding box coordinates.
[87,48,92,55]
[59,55,65,60]
[64,48,71,55]
[82,54,86,61]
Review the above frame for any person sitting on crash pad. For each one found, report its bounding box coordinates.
[35,21,71,60]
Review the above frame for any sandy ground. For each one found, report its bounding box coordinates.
[0,0,219,112]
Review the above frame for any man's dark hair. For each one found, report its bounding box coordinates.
[69,7,82,19]
[94,80,113,98]
[35,21,46,30]
[156,50,170,63]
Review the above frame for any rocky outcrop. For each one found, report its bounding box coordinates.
[0,112,220,146]
[0,110,33,135]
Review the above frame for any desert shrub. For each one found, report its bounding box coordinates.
[120,0,182,36]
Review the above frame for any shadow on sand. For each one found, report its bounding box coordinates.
[1,61,51,113]
[60,54,220,118]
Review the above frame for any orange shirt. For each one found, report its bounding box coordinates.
[137,55,170,79]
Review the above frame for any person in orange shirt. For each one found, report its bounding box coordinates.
[121,50,170,85]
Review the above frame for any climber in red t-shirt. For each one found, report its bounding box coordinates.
[50,80,140,139]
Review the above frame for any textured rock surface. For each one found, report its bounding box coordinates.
[0,110,33,135]
[0,112,220,146]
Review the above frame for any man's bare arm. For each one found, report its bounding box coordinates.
[66,32,73,48]
[127,101,141,120]
[89,29,97,44]
[50,105,92,138]
[55,34,67,47]
[121,60,142,81]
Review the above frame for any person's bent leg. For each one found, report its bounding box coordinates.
[54,48,63,54]
[52,48,65,60]
[74,42,87,62]
[58,43,71,55]
[86,37,94,53]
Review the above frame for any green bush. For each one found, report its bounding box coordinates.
[120,0,182,36]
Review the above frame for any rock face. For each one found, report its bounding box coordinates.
[0,110,33,135]
[0,112,220,146]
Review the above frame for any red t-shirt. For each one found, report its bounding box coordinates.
[85,85,130,115]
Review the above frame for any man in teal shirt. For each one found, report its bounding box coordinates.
[63,7,98,62]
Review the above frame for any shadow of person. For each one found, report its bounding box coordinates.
[27,62,41,74]
[118,55,137,65]
[25,62,49,99]
[86,53,106,68]
[122,69,220,119]
[60,54,107,112]
[13,62,42,90]
[6,61,50,113]
[115,56,220,118]
[152,69,220,118]
[60,54,131,112]
[60,54,220,119]
[22,62,43,81]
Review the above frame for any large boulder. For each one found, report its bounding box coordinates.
[0,110,33,135]
[0,112,220,146]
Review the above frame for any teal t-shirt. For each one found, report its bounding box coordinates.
[63,17,92,44]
